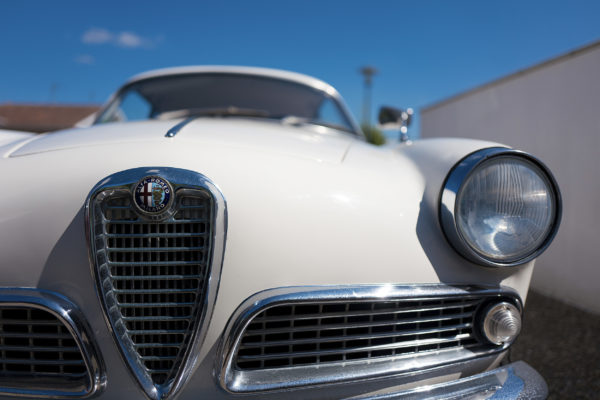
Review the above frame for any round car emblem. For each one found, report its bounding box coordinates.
[133,176,173,215]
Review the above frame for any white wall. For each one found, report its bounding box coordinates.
[421,42,600,314]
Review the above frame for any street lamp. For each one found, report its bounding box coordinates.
[359,66,378,125]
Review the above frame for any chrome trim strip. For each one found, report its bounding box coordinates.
[217,284,521,393]
[439,147,562,268]
[85,167,227,400]
[0,288,105,398]
[346,361,548,400]
[165,116,197,138]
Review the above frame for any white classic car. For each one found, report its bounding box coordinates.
[0,67,560,399]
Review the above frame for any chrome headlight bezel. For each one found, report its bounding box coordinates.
[440,147,562,267]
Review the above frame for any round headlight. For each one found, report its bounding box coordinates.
[441,148,561,267]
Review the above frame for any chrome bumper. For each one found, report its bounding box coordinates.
[348,361,548,400]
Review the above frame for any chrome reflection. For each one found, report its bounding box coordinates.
[345,361,547,400]
[0,288,105,398]
[217,284,521,393]
[86,167,227,400]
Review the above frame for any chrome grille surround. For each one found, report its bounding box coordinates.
[218,285,521,393]
[0,288,105,398]
[86,167,227,400]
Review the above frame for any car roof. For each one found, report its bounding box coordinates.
[125,66,340,97]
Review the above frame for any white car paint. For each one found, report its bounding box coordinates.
[10,118,355,164]
[0,128,35,147]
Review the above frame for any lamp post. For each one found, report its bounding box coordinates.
[359,66,377,125]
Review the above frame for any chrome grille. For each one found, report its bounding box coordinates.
[221,286,521,392]
[0,306,89,392]
[235,297,485,370]
[93,190,213,386]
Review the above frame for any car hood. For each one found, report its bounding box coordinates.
[0,129,35,147]
[9,118,354,164]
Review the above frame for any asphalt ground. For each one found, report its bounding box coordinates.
[509,290,600,399]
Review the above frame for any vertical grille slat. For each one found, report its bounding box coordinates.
[93,190,214,388]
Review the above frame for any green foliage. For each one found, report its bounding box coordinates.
[361,124,386,146]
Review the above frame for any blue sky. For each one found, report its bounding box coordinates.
[1,1,599,137]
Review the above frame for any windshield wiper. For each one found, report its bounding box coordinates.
[164,107,271,138]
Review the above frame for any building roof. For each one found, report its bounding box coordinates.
[422,39,600,113]
[0,103,101,133]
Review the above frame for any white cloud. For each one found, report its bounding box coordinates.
[82,28,113,44]
[116,32,144,48]
[81,28,158,49]
[74,54,95,65]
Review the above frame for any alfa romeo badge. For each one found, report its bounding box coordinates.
[133,176,173,214]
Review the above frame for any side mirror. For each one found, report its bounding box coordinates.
[378,106,413,127]
[378,106,413,142]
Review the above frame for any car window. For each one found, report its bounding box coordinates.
[314,97,353,131]
[95,73,357,134]
[99,90,151,123]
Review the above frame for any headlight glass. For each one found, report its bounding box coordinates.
[456,156,556,263]
[440,148,561,267]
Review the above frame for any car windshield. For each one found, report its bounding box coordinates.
[95,73,357,134]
